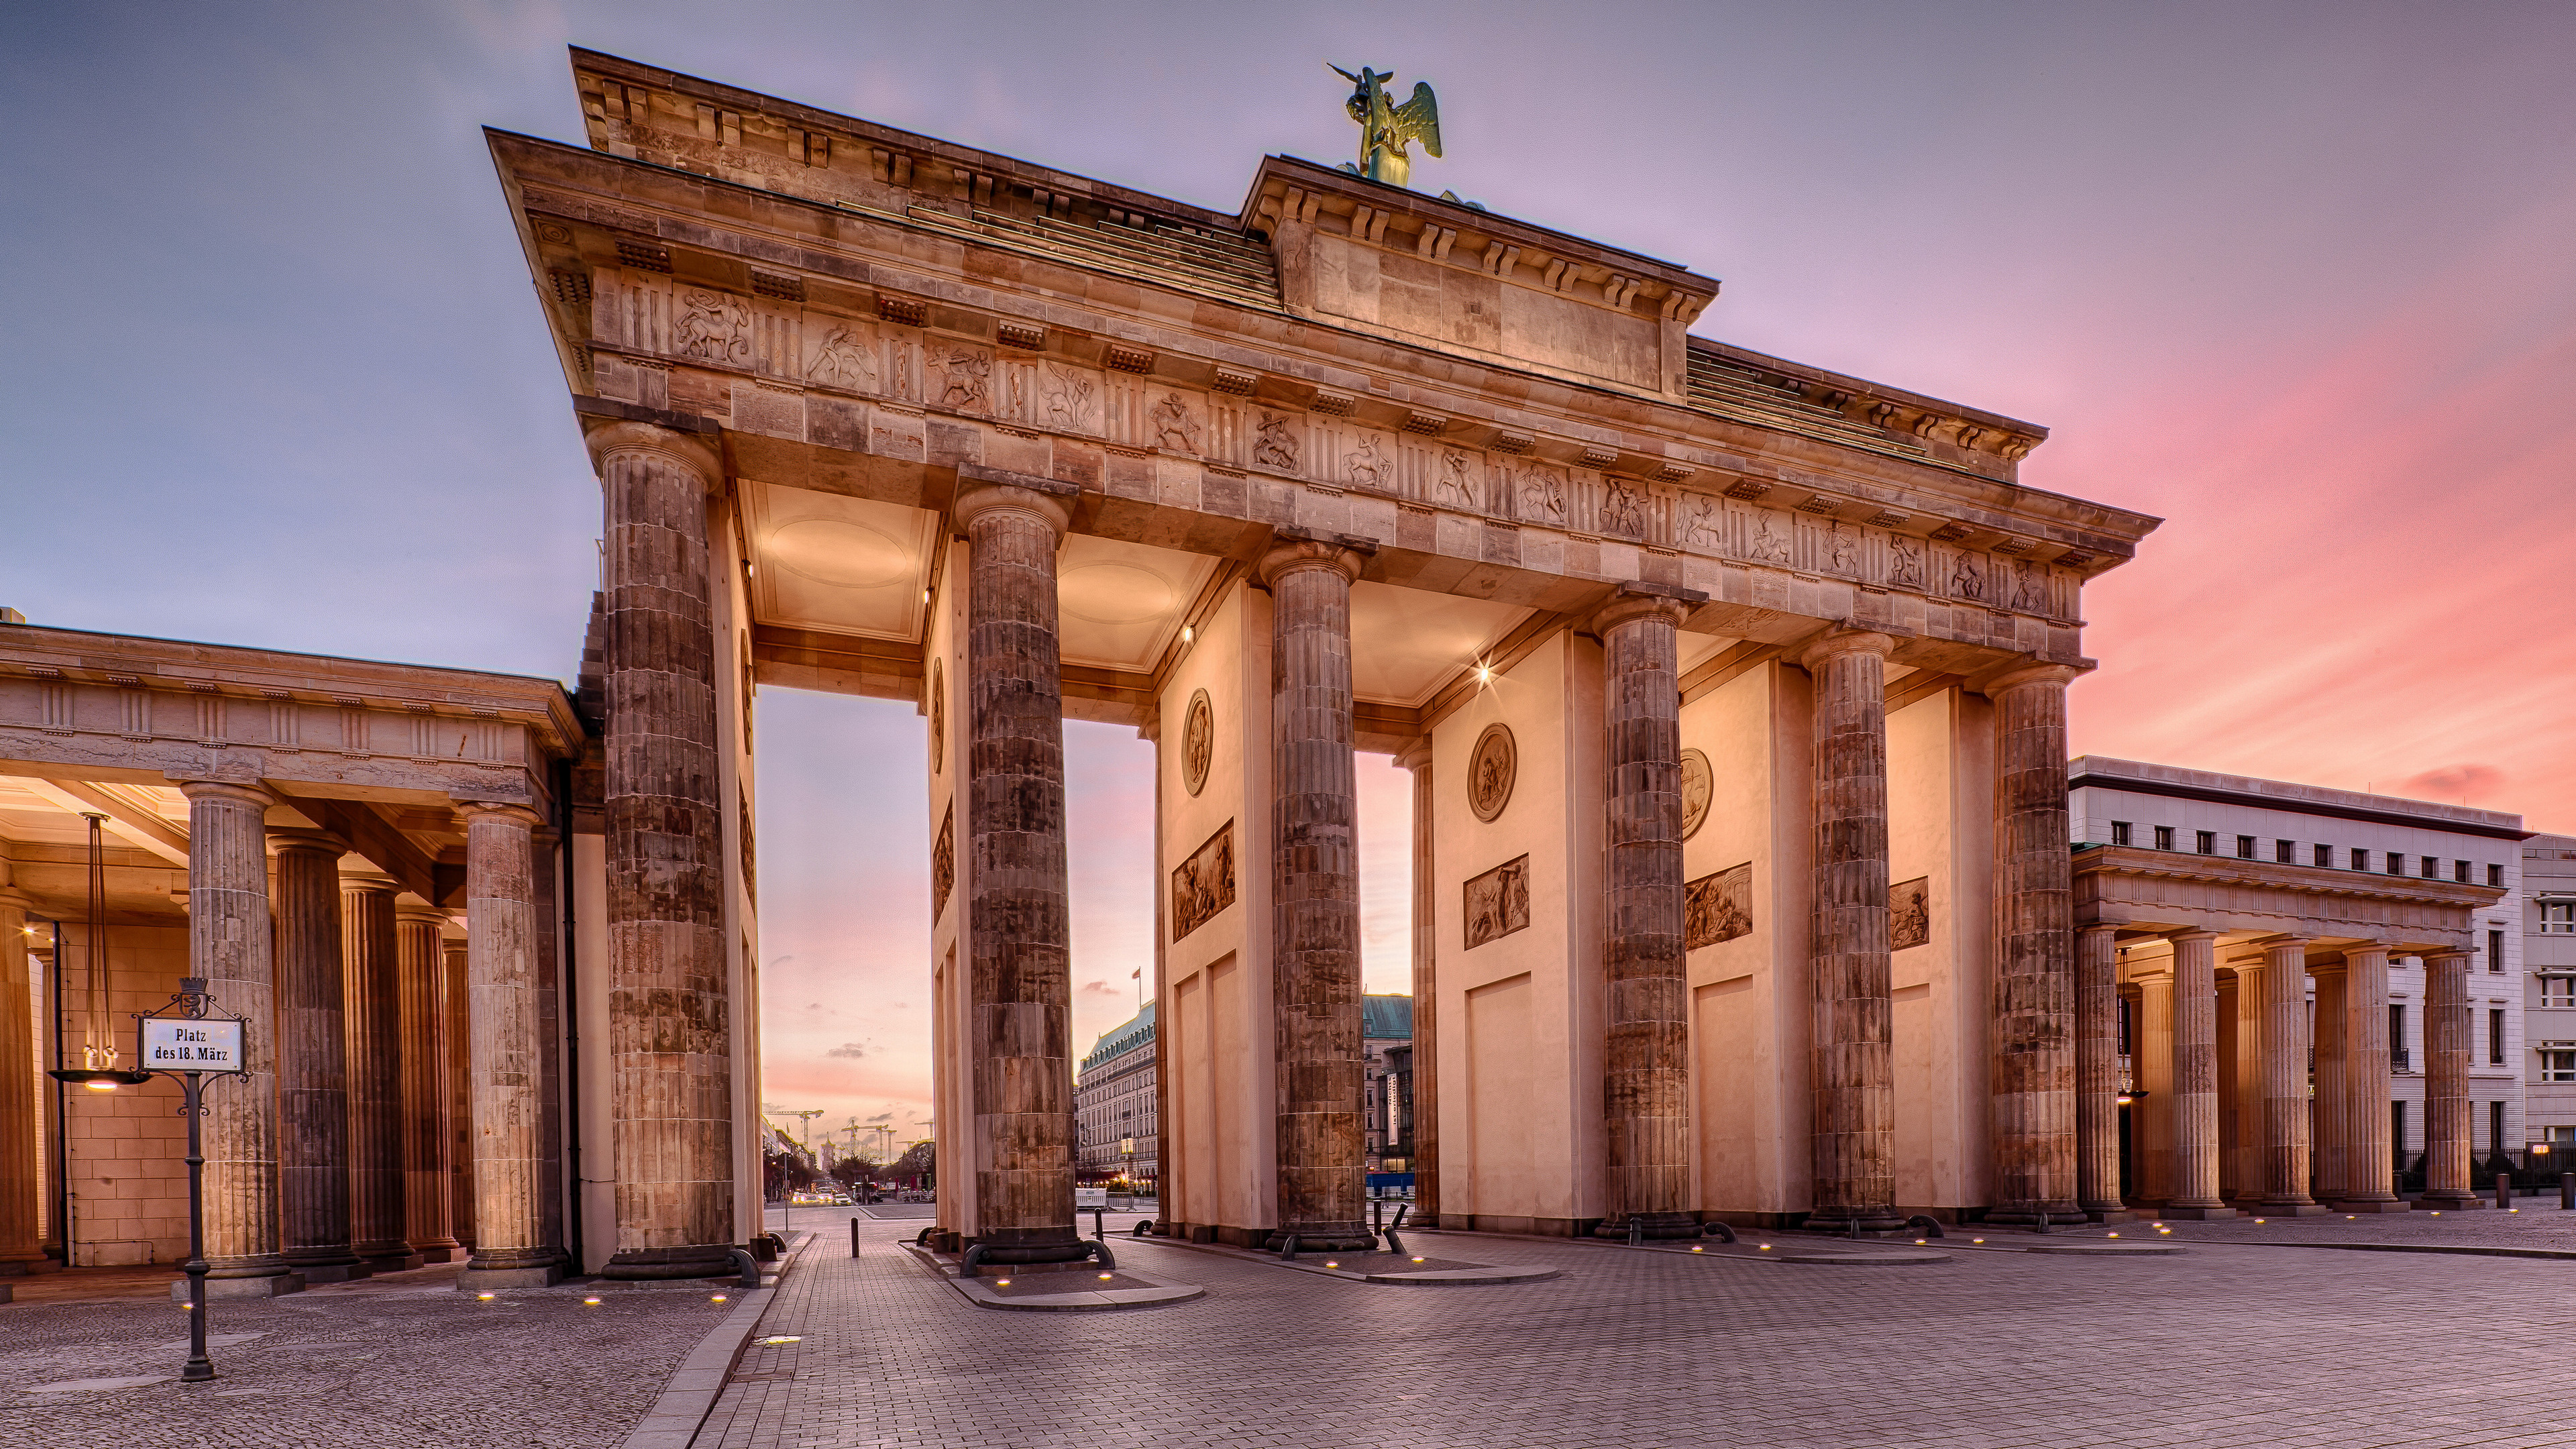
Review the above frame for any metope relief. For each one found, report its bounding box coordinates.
[1890,876,1931,951]
[1432,449,1479,510]
[1601,479,1648,539]
[1678,495,1725,551]
[1517,464,1568,527]
[1466,722,1516,823]
[2009,559,2049,614]
[1949,549,1986,603]
[675,288,751,366]
[936,346,991,413]
[1149,390,1202,454]
[1181,689,1214,797]
[1342,433,1393,493]
[1684,862,1754,950]
[1746,512,1792,565]
[931,803,955,924]
[1678,748,1712,841]
[1887,535,1927,591]
[804,322,878,391]
[1463,855,1532,950]
[1254,413,1299,472]
[1171,820,1236,943]
[1039,363,1100,435]
[1819,521,1861,577]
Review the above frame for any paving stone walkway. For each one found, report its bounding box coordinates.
[0,1260,733,1448]
[698,1210,2576,1449]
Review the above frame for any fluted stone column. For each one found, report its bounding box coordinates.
[2335,945,2404,1210]
[1395,741,1440,1226]
[2134,971,2175,1203]
[530,828,566,1268]
[957,477,1085,1262]
[2257,937,2320,1212]
[272,832,362,1282]
[588,421,735,1279]
[1988,664,2081,1225]
[340,875,416,1272]
[2076,924,2124,1217]
[181,780,299,1294]
[1261,530,1375,1252]
[2224,959,2262,1199]
[2312,965,2348,1204]
[1595,586,1697,1238]
[442,934,474,1250]
[0,880,46,1274]
[460,801,564,1285]
[395,902,459,1262]
[2418,948,2479,1208]
[1800,627,1900,1232]
[2164,930,2230,1218]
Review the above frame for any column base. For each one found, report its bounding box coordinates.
[1593,1212,1702,1240]
[458,1263,565,1291]
[173,1272,306,1301]
[2332,1198,2414,1214]
[360,1250,426,1273]
[1802,1208,1909,1234]
[2414,1195,2488,1210]
[2084,1208,2143,1223]
[294,1263,372,1285]
[2157,1204,2237,1220]
[0,1256,62,1277]
[1982,1206,2090,1226]
[1266,1223,1378,1254]
[2252,1202,2333,1217]
[600,1245,739,1280]
[409,1239,464,1265]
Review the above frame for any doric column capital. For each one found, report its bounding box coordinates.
[338,868,398,896]
[393,900,452,930]
[953,467,1076,541]
[582,419,722,490]
[264,828,347,860]
[2421,947,2473,967]
[2165,928,2221,944]
[1794,624,1898,672]
[455,800,545,830]
[1584,580,1699,637]
[1980,659,2084,698]
[1256,530,1370,589]
[176,778,276,811]
[0,885,33,914]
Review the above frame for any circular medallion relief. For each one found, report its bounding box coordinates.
[1679,747,1713,841]
[1181,690,1214,797]
[927,658,946,776]
[1467,723,1517,823]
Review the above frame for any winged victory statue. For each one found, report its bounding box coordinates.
[1332,64,1442,188]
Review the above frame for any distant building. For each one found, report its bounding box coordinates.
[2522,833,2576,1151]
[1076,1005,1158,1184]
[1075,994,1416,1184]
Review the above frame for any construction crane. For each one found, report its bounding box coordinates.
[772,1107,825,1147]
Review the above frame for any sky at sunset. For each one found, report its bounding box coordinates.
[6,2,2570,1149]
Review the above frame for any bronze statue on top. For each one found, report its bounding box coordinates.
[1332,64,1441,187]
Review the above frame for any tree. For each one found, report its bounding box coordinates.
[889,1140,934,1185]
[830,1154,880,1190]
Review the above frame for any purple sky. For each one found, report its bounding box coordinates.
[7,2,2571,1144]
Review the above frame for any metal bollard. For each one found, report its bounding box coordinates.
[2496,1173,2512,1212]
[851,1217,861,1258]
[2561,1173,2573,1211]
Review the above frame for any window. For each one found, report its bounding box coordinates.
[2544,977,2576,1008]
[2489,929,2505,973]
[2276,839,2295,864]
[2489,863,2505,888]
[2422,856,2440,879]
[2155,826,2176,852]
[2490,1009,2506,1065]
[2236,835,2257,859]
[2197,830,2217,855]
[2351,848,2369,871]
[2455,860,2471,883]
[2390,1004,2408,1069]
[2111,821,2132,847]
[2387,853,2406,876]
[2392,1100,2408,1152]
[2542,903,2576,935]
[2314,844,2332,868]
[2549,1125,2576,1144]
[2544,1050,2576,1085]
[2490,1101,2506,1152]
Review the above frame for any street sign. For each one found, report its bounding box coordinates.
[1075,1187,1108,1208]
[142,1017,245,1074]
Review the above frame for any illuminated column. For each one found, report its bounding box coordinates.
[2133,971,2175,1203]
[1261,531,1374,1252]
[0,875,45,1273]
[2335,945,2404,1209]
[2256,937,2319,1212]
[272,831,362,1282]
[1395,739,1440,1226]
[443,934,474,1249]
[182,780,299,1294]
[1987,663,2081,1225]
[2163,930,2230,1218]
[1800,627,1900,1232]
[588,421,735,1279]
[341,875,417,1272]
[460,801,564,1285]
[957,477,1085,1263]
[1594,586,1697,1238]
[2075,924,2124,1217]
[395,902,460,1261]
[2417,949,2479,1208]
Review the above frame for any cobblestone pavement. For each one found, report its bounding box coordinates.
[2136,1197,2576,1250]
[0,1261,733,1449]
[700,1211,2576,1449]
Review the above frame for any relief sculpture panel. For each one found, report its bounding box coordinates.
[1890,876,1931,951]
[1463,855,1532,950]
[1684,862,1753,950]
[1171,820,1236,942]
